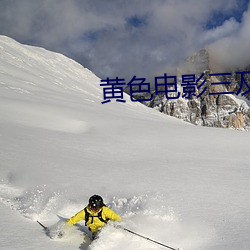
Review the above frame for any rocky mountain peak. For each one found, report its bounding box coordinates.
[178,48,210,75]
[141,48,250,130]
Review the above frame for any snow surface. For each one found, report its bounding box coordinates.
[0,35,250,250]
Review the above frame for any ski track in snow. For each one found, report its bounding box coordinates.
[0,99,91,134]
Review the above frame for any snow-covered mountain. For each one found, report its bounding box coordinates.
[140,49,250,130]
[0,36,250,250]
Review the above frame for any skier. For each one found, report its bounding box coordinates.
[66,194,122,239]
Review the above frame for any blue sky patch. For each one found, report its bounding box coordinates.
[126,15,147,28]
[206,0,249,29]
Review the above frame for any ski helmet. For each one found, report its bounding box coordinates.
[89,195,104,210]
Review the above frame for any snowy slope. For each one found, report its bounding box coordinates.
[0,36,250,250]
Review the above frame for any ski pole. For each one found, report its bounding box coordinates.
[37,220,48,231]
[122,227,180,250]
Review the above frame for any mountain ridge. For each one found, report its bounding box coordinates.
[139,48,250,130]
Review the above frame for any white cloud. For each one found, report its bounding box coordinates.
[201,18,240,45]
[208,4,250,71]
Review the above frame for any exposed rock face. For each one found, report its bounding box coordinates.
[140,49,250,130]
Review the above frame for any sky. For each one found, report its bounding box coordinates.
[0,0,250,81]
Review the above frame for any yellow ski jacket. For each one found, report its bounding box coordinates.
[67,206,121,233]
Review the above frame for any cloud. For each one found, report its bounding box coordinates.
[201,18,240,45]
[208,3,250,71]
[0,0,249,81]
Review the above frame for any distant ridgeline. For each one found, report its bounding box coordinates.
[124,49,250,130]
